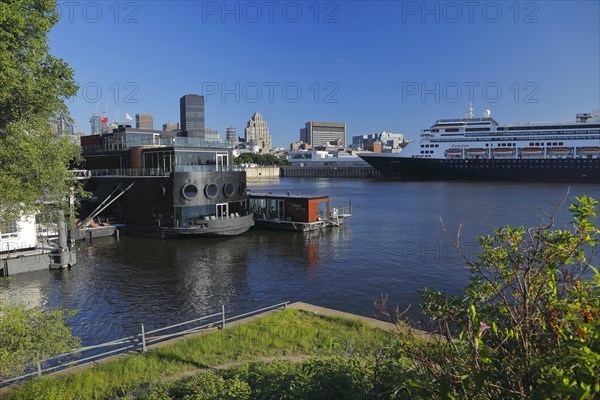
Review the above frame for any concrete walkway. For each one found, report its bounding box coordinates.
[288,302,397,331]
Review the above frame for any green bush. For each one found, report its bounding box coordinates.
[140,372,251,400]
[135,358,386,400]
[383,195,600,399]
[0,303,80,381]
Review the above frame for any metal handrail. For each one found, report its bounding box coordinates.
[0,301,288,387]
[145,311,222,335]
[224,302,289,323]
[145,321,218,345]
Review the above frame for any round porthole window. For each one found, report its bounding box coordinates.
[238,181,247,195]
[181,184,198,199]
[205,183,219,198]
[223,182,235,197]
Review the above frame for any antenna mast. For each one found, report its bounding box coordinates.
[466,102,474,119]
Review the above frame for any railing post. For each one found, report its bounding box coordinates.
[37,361,42,377]
[141,323,147,352]
[221,304,226,329]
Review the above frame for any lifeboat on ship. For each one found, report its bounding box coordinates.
[520,147,543,157]
[547,147,572,157]
[577,147,600,157]
[465,148,487,158]
[444,148,463,158]
[491,148,515,157]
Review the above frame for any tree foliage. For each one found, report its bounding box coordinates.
[234,153,290,166]
[381,195,600,399]
[0,302,80,381]
[0,0,80,221]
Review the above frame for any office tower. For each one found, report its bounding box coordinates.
[301,121,346,146]
[180,94,205,137]
[162,122,180,132]
[244,112,271,153]
[90,114,101,135]
[135,114,154,130]
[226,126,237,144]
[204,128,221,142]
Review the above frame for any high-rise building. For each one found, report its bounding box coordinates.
[204,128,221,142]
[226,126,237,144]
[244,112,271,153]
[135,114,154,130]
[100,114,109,133]
[180,94,205,137]
[300,121,346,146]
[352,132,405,149]
[90,114,101,135]
[162,122,180,132]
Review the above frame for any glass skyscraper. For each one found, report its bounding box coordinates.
[90,114,102,135]
[180,94,205,137]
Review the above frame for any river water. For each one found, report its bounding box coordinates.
[1,179,598,345]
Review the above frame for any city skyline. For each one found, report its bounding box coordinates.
[49,1,599,147]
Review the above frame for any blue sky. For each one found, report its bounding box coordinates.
[49,1,600,147]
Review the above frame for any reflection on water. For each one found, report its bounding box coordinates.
[0,179,598,345]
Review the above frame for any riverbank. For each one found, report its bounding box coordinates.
[1,304,397,400]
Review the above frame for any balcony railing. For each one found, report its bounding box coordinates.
[173,165,245,173]
[81,137,233,154]
[73,166,246,179]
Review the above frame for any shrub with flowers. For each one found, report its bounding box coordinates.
[383,195,600,399]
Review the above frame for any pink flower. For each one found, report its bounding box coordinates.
[480,322,490,333]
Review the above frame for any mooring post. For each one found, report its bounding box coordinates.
[221,304,226,329]
[141,323,147,352]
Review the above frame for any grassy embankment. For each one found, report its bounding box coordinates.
[3,308,393,400]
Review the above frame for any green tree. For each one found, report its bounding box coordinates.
[234,153,289,166]
[382,196,600,399]
[0,0,80,222]
[0,302,80,381]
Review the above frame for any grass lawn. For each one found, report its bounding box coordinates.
[3,308,392,400]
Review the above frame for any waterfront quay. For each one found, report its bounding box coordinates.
[280,165,381,179]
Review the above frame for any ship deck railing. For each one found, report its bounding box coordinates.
[332,206,352,218]
[81,138,233,154]
[73,166,245,179]
[173,212,250,228]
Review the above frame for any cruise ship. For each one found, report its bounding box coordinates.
[359,106,600,183]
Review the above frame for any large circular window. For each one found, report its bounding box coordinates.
[238,181,247,195]
[223,182,235,197]
[205,183,219,198]
[181,184,198,199]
